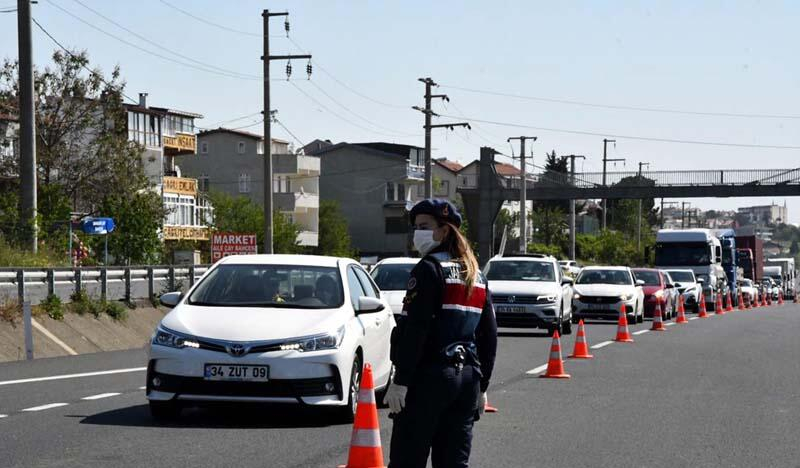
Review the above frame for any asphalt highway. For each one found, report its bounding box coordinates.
[2,304,798,467]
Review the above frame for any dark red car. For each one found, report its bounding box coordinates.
[632,268,676,320]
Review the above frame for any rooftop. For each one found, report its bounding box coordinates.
[435,158,464,173]
[197,127,289,144]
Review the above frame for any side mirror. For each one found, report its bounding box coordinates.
[357,296,385,314]
[665,283,674,289]
[159,291,182,308]
[674,282,683,288]
[636,279,645,287]
[696,278,705,284]
[561,277,574,286]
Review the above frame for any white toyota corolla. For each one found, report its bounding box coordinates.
[146,254,394,422]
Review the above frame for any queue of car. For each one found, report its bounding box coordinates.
[146,252,731,422]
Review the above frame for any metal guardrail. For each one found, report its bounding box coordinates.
[0,265,211,306]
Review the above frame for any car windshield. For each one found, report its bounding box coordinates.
[655,242,710,266]
[486,261,556,282]
[576,270,632,285]
[742,280,752,287]
[188,264,343,308]
[633,270,661,286]
[667,271,695,283]
[370,263,415,291]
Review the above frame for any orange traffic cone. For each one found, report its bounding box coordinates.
[698,292,709,318]
[651,301,667,331]
[675,295,689,324]
[614,304,634,343]
[726,291,734,312]
[568,320,594,359]
[715,294,725,315]
[778,290,784,305]
[540,331,571,379]
[767,293,772,306]
[484,395,498,413]
[738,291,745,311]
[794,293,799,304]
[338,364,385,468]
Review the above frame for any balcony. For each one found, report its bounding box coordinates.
[297,231,319,247]
[273,153,320,175]
[406,163,425,182]
[274,192,319,212]
[164,132,196,156]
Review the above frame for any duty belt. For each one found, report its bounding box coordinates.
[444,344,474,374]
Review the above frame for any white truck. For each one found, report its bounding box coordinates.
[765,258,796,299]
[654,229,726,311]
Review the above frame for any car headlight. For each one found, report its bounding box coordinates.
[619,293,634,301]
[280,325,346,352]
[573,293,581,300]
[152,326,200,349]
[654,290,664,298]
[538,295,557,303]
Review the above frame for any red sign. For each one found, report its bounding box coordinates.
[211,232,258,262]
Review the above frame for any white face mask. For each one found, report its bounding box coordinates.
[413,229,440,256]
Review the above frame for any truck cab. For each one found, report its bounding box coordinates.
[655,229,726,311]
[714,229,738,307]
[765,258,796,299]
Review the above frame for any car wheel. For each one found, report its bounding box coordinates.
[637,303,644,323]
[549,319,563,337]
[337,354,363,423]
[149,400,181,421]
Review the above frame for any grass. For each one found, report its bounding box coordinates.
[0,295,21,324]
[0,237,68,268]
[39,294,64,321]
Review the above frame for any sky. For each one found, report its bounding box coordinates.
[1,1,799,222]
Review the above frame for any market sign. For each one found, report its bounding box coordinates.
[211,232,258,262]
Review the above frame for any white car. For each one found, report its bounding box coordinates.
[484,254,574,335]
[738,279,758,306]
[665,269,704,313]
[572,266,645,324]
[369,257,420,317]
[558,260,582,277]
[146,254,394,422]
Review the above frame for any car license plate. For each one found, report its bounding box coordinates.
[497,305,526,314]
[204,364,269,382]
[589,303,611,310]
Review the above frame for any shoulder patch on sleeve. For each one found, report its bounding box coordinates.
[407,277,417,290]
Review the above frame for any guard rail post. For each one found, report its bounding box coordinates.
[100,268,107,301]
[23,301,33,360]
[17,270,25,305]
[124,267,131,303]
[74,268,82,297]
[46,269,55,297]
[147,267,154,301]
[168,266,175,292]
[188,265,196,288]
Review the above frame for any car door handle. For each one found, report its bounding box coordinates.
[374,317,384,327]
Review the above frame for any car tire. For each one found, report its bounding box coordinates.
[337,354,363,424]
[149,400,181,421]
[549,320,563,337]
[637,303,644,323]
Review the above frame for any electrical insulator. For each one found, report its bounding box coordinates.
[286,61,292,80]
[284,20,290,36]
[306,61,312,79]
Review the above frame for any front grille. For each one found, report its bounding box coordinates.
[579,296,619,304]
[492,295,551,304]
[152,371,338,398]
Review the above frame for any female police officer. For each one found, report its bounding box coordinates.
[384,199,497,468]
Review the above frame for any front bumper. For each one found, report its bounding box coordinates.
[493,302,561,329]
[146,343,349,406]
[572,298,634,321]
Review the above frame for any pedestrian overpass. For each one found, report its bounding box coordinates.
[458,147,800,264]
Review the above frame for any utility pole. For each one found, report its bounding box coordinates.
[414,78,470,198]
[602,138,624,230]
[562,154,586,260]
[18,0,37,252]
[637,162,650,252]
[508,136,537,253]
[682,202,691,229]
[262,10,311,254]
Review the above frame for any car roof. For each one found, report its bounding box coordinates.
[217,254,348,268]
[632,268,661,272]
[581,266,630,271]
[490,256,556,262]
[374,257,420,266]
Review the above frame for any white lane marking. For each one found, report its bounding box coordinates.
[21,403,69,412]
[525,364,549,375]
[665,323,676,327]
[31,319,78,356]
[633,330,650,335]
[139,386,146,390]
[81,392,121,401]
[0,414,7,418]
[0,367,147,387]
[689,317,699,321]
[591,340,614,350]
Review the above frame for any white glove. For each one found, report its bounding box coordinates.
[477,392,487,416]
[384,382,408,414]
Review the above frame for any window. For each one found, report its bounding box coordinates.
[237,141,246,154]
[434,180,450,196]
[198,175,210,192]
[347,267,367,307]
[371,263,415,291]
[200,141,208,154]
[385,216,409,234]
[239,174,251,193]
[385,182,406,201]
[354,267,380,298]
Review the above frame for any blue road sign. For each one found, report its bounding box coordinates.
[81,217,116,235]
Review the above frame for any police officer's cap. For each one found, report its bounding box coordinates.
[410,199,462,228]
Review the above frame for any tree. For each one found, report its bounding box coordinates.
[606,175,657,237]
[314,200,355,257]
[790,240,799,256]
[530,206,567,247]
[531,150,570,212]
[207,191,301,254]
[97,191,164,265]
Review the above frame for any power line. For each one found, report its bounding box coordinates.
[274,118,306,150]
[437,113,800,150]
[158,0,264,37]
[31,17,139,104]
[197,112,263,130]
[439,83,800,120]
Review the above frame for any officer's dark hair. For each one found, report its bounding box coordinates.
[439,221,480,297]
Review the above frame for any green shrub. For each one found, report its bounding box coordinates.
[69,290,91,315]
[41,294,64,321]
[87,299,104,318]
[104,300,128,321]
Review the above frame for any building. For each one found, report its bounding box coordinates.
[124,93,211,243]
[737,202,788,227]
[177,127,320,246]
[311,142,425,257]
[432,158,463,200]
[0,113,18,178]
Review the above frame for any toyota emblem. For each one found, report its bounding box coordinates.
[226,344,248,357]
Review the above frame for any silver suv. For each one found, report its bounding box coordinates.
[484,254,575,335]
